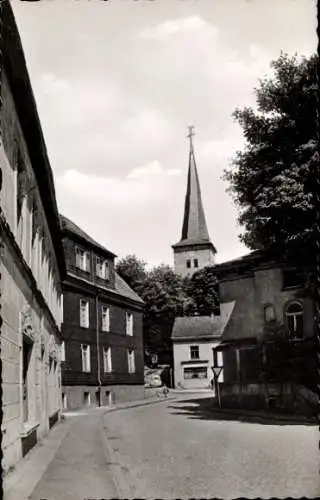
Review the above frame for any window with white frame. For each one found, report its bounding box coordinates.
[101,305,110,332]
[75,247,90,272]
[126,312,133,336]
[80,299,89,328]
[96,257,110,280]
[190,345,200,360]
[81,344,91,372]
[127,349,135,373]
[103,346,112,373]
[285,301,303,339]
[60,341,66,362]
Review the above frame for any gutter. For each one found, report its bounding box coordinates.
[96,293,102,406]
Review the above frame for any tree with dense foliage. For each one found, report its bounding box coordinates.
[184,266,219,316]
[224,52,318,267]
[116,254,147,292]
[116,258,192,362]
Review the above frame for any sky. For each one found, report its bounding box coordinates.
[12,0,317,268]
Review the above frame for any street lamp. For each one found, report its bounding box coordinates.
[211,365,223,409]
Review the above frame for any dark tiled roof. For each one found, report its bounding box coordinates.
[219,299,257,343]
[114,272,144,305]
[3,3,65,279]
[172,316,222,340]
[60,215,116,258]
[214,250,272,274]
[172,238,216,251]
[172,302,235,341]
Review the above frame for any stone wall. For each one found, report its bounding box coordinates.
[1,236,62,472]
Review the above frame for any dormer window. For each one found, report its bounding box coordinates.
[96,257,110,280]
[75,247,90,272]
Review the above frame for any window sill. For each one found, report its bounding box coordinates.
[20,421,40,438]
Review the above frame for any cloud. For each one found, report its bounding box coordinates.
[56,161,182,209]
[13,2,316,266]
[139,16,218,41]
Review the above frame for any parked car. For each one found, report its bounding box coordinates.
[145,372,162,388]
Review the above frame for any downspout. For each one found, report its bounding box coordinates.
[96,294,102,407]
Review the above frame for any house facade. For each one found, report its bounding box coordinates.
[60,216,145,409]
[172,316,224,390]
[213,251,315,408]
[0,2,65,472]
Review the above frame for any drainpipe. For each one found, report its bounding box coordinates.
[95,294,102,407]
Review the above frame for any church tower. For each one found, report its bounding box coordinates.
[172,127,217,277]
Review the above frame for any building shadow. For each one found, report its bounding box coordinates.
[167,397,317,426]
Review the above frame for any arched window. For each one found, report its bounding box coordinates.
[285,301,303,339]
[264,304,275,323]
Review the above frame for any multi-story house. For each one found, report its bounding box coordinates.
[0,2,65,472]
[213,251,316,409]
[60,215,145,409]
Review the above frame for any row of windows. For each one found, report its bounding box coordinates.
[80,344,136,374]
[79,300,133,335]
[75,247,110,280]
[186,258,198,269]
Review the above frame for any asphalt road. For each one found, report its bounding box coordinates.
[102,394,320,499]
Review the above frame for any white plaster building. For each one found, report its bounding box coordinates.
[0,2,65,472]
[172,303,234,390]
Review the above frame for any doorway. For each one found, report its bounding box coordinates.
[22,336,33,422]
[83,392,90,407]
[105,391,112,406]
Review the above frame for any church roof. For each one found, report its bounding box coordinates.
[172,130,216,252]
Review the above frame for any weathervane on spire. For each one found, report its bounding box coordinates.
[187,125,195,150]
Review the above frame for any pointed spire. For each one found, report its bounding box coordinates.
[173,127,216,252]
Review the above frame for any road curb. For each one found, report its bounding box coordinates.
[99,417,134,499]
[99,395,181,498]
[103,395,179,413]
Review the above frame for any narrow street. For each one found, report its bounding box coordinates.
[20,394,320,500]
[102,394,320,499]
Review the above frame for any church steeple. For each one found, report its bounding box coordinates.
[172,127,217,277]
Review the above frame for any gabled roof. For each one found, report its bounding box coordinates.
[172,316,222,341]
[60,215,116,258]
[172,132,216,252]
[171,301,235,342]
[114,272,144,305]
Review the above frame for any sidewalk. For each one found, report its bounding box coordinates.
[3,394,178,500]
